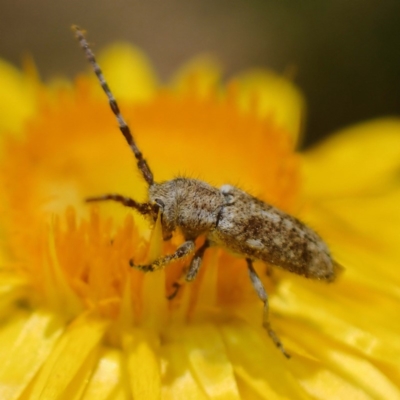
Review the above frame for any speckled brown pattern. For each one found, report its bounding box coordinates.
[147,180,339,281]
[210,185,338,281]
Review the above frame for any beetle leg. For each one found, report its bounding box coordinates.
[86,193,155,216]
[130,240,195,272]
[246,258,290,359]
[167,240,210,300]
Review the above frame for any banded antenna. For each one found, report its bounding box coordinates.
[72,25,154,186]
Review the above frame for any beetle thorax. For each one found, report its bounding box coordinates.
[149,178,225,239]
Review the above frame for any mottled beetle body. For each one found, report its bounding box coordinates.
[151,178,337,282]
[212,184,337,281]
[73,26,341,358]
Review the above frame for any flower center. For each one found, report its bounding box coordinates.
[1,81,300,323]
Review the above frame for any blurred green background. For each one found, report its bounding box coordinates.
[0,0,399,147]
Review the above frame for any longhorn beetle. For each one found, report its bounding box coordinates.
[73,26,342,358]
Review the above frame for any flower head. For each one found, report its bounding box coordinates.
[0,35,399,400]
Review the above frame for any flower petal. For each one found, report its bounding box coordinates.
[93,44,158,102]
[80,348,125,400]
[302,118,400,199]
[312,190,400,252]
[0,271,28,319]
[332,236,400,300]
[273,279,400,366]
[122,329,161,400]
[233,69,305,143]
[0,310,64,400]
[220,322,308,399]
[0,58,38,137]
[292,356,376,400]
[280,318,400,400]
[299,190,400,300]
[66,347,101,400]
[161,339,208,400]
[182,324,241,399]
[29,314,108,400]
[171,56,222,97]
[141,214,169,328]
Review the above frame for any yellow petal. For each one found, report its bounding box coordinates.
[0,271,28,319]
[220,322,308,399]
[92,43,158,102]
[292,357,375,400]
[233,69,305,143]
[161,340,208,400]
[171,55,222,97]
[0,58,37,136]
[0,310,64,400]
[299,191,400,299]
[29,314,108,400]
[76,348,124,400]
[302,118,400,199]
[63,348,100,400]
[332,239,400,300]
[122,328,161,400]
[281,319,400,400]
[44,222,84,318]
[273,279,400,366]
[141,214,168,329]
[182,324,241,399]
[309,190,400,253]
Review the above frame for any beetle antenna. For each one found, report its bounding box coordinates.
[72,25,154,186]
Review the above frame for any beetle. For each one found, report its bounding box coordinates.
[73,26,342,358]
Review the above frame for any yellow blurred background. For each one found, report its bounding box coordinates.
[0,0,399,147]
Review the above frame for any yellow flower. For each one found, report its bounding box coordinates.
[0,38,399,400]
